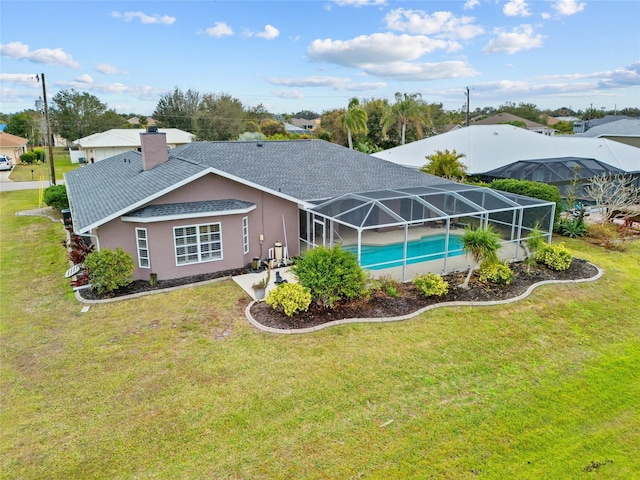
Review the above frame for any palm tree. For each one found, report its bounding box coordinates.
[460,225,501,289]
[381,92,432,145]
[340,98,368,149]
[421,149,467,180]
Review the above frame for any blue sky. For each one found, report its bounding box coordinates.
[1,0,639,116]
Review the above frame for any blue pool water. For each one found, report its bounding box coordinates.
[343,234,464,270]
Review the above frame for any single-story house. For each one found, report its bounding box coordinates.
[472,112,556,136]
[65,132,556,283]
[72,127,193,163]
[372,125,640,198]
[0,132,29,161]
[576,118,640,148]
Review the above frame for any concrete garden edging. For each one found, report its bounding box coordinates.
[244,263,604,335]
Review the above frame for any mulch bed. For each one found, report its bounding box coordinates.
[250,259,599,330]
[78,259,599,331]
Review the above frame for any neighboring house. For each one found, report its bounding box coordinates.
[572,114,636,134]
[373,125,639,175]
[284,123,308,135]
[73,127,193,163]
[0,132,28,162]
[65,132,555,283]
[289,118,320,132]
[575,119,640,148]
[472,112,556,136]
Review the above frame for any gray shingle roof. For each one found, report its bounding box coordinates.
[65,139,452,233]
[123,199,255,218]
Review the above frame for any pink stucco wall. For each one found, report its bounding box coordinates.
[97,173,300,281]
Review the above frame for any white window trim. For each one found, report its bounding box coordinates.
[173,222,223,266]
[135,227,150,269]
[242,216,249,255]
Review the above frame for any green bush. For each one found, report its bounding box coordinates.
[20,151,37,164]
[478,261,515,285]
[266,283,312,317]
[84,248,135,294]
[554,218,586,238]
[413,273,449,297]
[291,246,367,309]
[490,178,562,222]
[43,185,69,210]
[33,148,46,161]
[536,242,572,271]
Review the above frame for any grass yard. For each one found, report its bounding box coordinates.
[8,147,78,183]
[1,189,639,479]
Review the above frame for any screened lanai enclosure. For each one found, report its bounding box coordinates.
[299,184,556,282]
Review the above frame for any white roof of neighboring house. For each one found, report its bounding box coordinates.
[577,119,640,138]
[74,128,194,148]
[372,125,640,174]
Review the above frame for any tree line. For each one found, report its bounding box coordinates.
[1,86,638,152]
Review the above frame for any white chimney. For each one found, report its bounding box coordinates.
[141,127,168,171]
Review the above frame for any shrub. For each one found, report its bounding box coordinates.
[413,273,449,297]
[20,151,37,164]
[64,234,94,265]
[478,261,515,285]
[84,248,135,294]
[43,185,69,210]
[33,148,46,162]
[536,242,572,271]
[291,246,367,309]
[375,275,401,298]
[555,218,586,238]
[585,222,625,251]
[490,178,562,222]
[266,283,312,317]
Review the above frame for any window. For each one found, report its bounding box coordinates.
[242,216,249,254]
[136,228,150,268]
[174,223,222,265]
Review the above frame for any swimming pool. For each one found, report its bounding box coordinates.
[343,234,464,270]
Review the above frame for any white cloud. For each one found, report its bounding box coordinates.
[503,0,531,17]
[384,8,484,40]
[272,89,305,99]
[0,73,41,85]
[551,0,586,16]
[96,63,124,75]
[205,22,234,37]
[0,41,80,68]
[268,75,386,91]
[75,74,93,84]
[111,11,176,25]
[330,0,386,7]
[463,0,480,10]
[483,25,544,54]
[256,25,280,40]
[358,60,479,80]
[308,33,450,67]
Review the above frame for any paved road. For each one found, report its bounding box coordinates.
[0,170,61,192]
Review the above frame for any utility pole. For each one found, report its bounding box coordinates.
[36,73,56,185]
[465,86,470,127]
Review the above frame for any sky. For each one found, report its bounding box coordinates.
[1,0,639,117]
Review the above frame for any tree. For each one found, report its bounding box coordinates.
[259,118,285,137]
[497,101,543,124]
[49,89,113,142]
[6,111,43,146]
[194,93,245,141]
[381,92,432,145]
[421,149,467,180]
[152,87,201,131]
[460,226,502,289]
[585,173,640,224]
[362,97,392,149]
[319,109,346,146]
[340,98,368,149]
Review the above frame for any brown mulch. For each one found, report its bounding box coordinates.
[250,259,599,330]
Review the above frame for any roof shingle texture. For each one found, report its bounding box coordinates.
[65,140,451,232]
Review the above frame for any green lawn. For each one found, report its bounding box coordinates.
[1,189,639,479]
[8,147,78,182]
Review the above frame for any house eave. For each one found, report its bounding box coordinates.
[121,204,257,223]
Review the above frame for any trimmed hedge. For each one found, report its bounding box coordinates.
[489,179,562,221]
